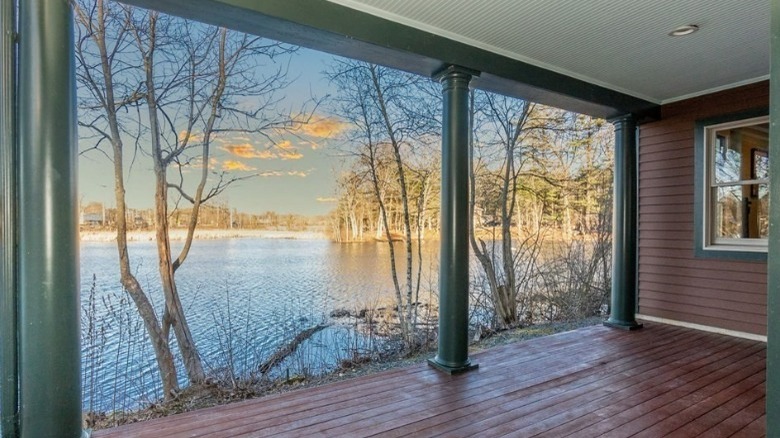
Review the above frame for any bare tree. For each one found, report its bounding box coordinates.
[469,91,557,328]
[327,61,440,342]
[75,0,305,396]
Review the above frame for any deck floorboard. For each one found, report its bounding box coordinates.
[93,322,766,437]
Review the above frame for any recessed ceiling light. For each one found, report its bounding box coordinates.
[668,24,699,37]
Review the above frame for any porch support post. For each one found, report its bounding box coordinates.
[428,65,479,374]
[767,0,780,431]
[0,0,18,436]
[18,0,82,437]
[604,115,642,330]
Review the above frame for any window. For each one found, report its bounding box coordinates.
[702,115,769,253]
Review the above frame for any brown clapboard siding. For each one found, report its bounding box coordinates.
[640,282,765,306]
[637,81,769,336]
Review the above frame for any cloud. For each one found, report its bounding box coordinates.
[178,130,204,144]
[297,117,349,139]
[182,156,217,170]
[255,169,311,178]
[222,160,256,172]
[223,143,277,159]
[276,140,295,150]
[316,197,337,203]
[278,151,304,160]
[299,140,322,150]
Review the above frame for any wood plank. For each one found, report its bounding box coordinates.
[639,282,766,306]
[480,341,762,437]
[665,384,765,437]
[639,174,693,189]
[346,327,710,437]
[639,290,766,316]
[631,367,765,437]
[431,334,746,437]
[640,150,693,166]
[638,203,694,214]
[93,323,766,438]
[638,262,767,284]
[638,256,766,275]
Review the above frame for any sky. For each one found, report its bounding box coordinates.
[78,47,349,217]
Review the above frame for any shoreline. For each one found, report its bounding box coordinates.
[79,229,329,242]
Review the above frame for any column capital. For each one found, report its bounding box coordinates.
[607,114,636,127]
[432,64,480,83]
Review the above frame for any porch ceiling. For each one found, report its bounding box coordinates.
[327,0,769,105]
[121,0,766,119]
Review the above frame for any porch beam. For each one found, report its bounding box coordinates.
[17,0,82,436]
[428,65,479,375]
[604,115,642,331]
[0,0,18,436]
[767,0,780,431]
[120,0,658,121]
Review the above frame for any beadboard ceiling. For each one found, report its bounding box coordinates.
[325,0,769,104]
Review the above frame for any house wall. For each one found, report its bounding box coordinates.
[637,81,769,336]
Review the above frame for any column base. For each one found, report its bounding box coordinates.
[604,320,644,331]
[427,358,479,375]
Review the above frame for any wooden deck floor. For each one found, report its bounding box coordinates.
[94,322,766,437]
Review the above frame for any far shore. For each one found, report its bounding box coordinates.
[80,228,329,242]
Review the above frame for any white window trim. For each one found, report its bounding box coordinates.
[702,115,770,253]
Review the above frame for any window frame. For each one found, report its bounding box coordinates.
[693,108,769,261]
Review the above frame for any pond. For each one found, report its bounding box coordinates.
[80,237,439,412]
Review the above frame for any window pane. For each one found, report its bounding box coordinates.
[755,183,770,238]
[713,134,741,184]
[712,123,769,184]
[712,185,743,239]
[712,183,770,240]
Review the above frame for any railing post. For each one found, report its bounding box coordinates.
[428,65,479,374]
[1,0,18,436]
[604,115,643,331]
[18,0,83,436]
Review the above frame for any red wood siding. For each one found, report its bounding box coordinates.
[637,82,769,336]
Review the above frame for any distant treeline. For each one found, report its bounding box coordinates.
[79,202,327,232]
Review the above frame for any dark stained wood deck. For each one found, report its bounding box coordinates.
[93,322,766,437]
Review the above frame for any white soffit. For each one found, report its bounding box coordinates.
[326,0,769,104]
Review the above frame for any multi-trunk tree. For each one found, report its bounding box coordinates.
[75,0,303,398]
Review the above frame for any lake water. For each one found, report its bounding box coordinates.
[80,237,439,412]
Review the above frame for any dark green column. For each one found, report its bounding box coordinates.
[1,0,18,436]
[18,0,82,437]
[428,65,479,374]
[604,115,642,330]
[767,0,780,432]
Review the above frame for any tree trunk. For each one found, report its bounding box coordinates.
[75,0,180,398]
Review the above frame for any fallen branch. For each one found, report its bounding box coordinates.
[259,323,330,375]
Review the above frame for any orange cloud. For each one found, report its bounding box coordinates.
[297,117,349,138]
[316,197,337,203]
[278,151,304,160]
[276,140,295,150]
[222,160,256,171]
[223,143,277,159]
[178,130,204,144]
[287,170,309,177]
